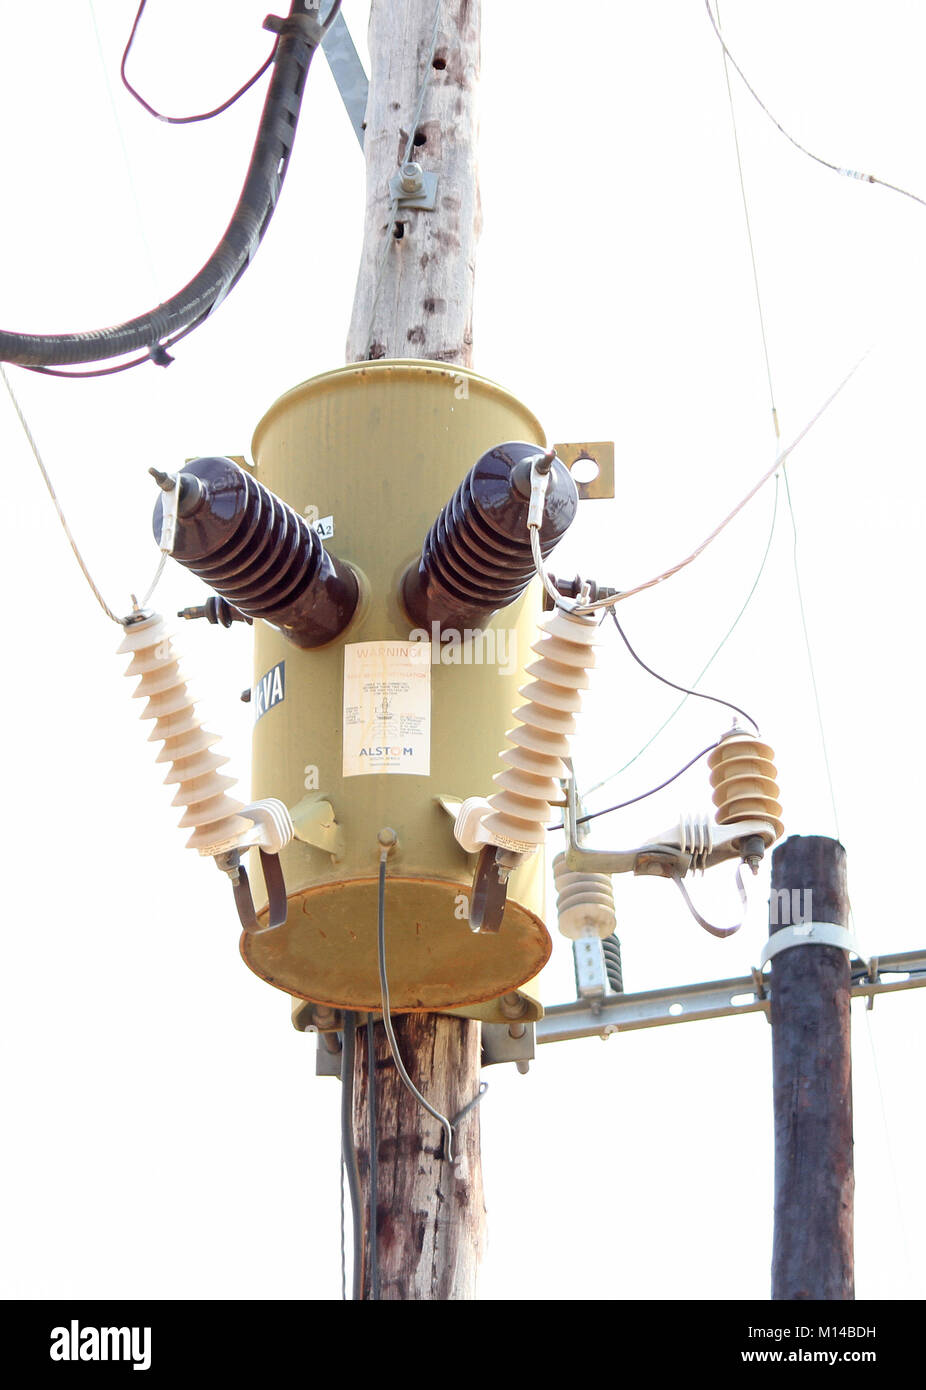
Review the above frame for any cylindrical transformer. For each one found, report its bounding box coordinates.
[401,440,578,632]
[243,361,568,1020]
[153,456,360,648]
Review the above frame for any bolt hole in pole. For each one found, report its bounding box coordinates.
[413,129,427,146]
[570,456,600,485]
[432,56,446,70]
[393,222,406,240]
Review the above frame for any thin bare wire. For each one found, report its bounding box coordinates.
[715,0,778,442]
[704,1,926,211]
[714,2,841,839]
[781,465,841,839]
[609,609,758,731]
[572,354,866,614]
[86,0,160,296]
[584,476,779,797]
[1,365,122,624]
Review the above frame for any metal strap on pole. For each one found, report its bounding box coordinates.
[760,921,864,968]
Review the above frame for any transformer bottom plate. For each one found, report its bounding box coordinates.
[240,875,551,1012]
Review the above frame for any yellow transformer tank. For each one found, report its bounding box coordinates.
[238,360,571,1022]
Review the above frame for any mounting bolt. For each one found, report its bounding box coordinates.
[400,161,424,194]
[377,826,398,855]
[499,991,528,1021]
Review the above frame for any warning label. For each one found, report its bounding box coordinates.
[342,641,431,777]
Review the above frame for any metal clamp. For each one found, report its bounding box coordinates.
[759,921,863,968]
[389,162,439,210]
[216,847,289,936]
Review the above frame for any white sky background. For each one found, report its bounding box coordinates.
[0,0,924,1302]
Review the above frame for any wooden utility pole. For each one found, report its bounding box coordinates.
[769,835,854,1300]
[345,0,485,1300]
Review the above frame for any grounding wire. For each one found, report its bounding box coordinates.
[340,1011,364,1301]
[376,850,456,1163]
[584,475,779,797]
[363,0,443,354]
[704,1,926,211]
[609,608,759,732]
[339,1153,346,1300]
[551,741,720,832]
[1,364,121,624]
[366,1015,380,1301]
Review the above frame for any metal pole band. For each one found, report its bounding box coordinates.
[760,922,863,968]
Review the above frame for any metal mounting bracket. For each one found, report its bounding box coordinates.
[389,165,439,210]
[320,7,369,149]
[563,774,771,876]
[553,442,615,500]
[289,795,345,859]
[760,921,864,968]
[481,1021,535,1071]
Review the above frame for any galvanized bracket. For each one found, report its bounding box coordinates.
[289,795,345,859]
[553,442,615,500]
[481,1021,535,1071]
[563,774,770,877]
[389,163,439,210]
[314,1030,344,1077]
[760,921,864,967]
[536,948,926,1045]
[320,7,369,149]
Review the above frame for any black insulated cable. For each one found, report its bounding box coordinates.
[0,1,323,371]
[340,1011,364,1302]
[366,1016,380,1301]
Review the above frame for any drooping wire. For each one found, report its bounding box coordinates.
[120,0,279,125]
[3,0,328,376]
[552,741,720,832]
[584,475,779,797]
[376,851,456,1163]
[704,0,926,211]
[86,0,160,297]
[366,1015,380,1301]
[715,0,778,442]
[609,608,759,732]
[570,353,866,614]
[714,1,841,840]
[0,364,122,624]
[340,1011,364,1302]
[781,467,841,839]
[339,1153,346,1300]
[32,2,345,380]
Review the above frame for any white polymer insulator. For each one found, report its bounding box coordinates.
[481,608,599,854]
[552,851,616,940]
[118,612,253,854]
